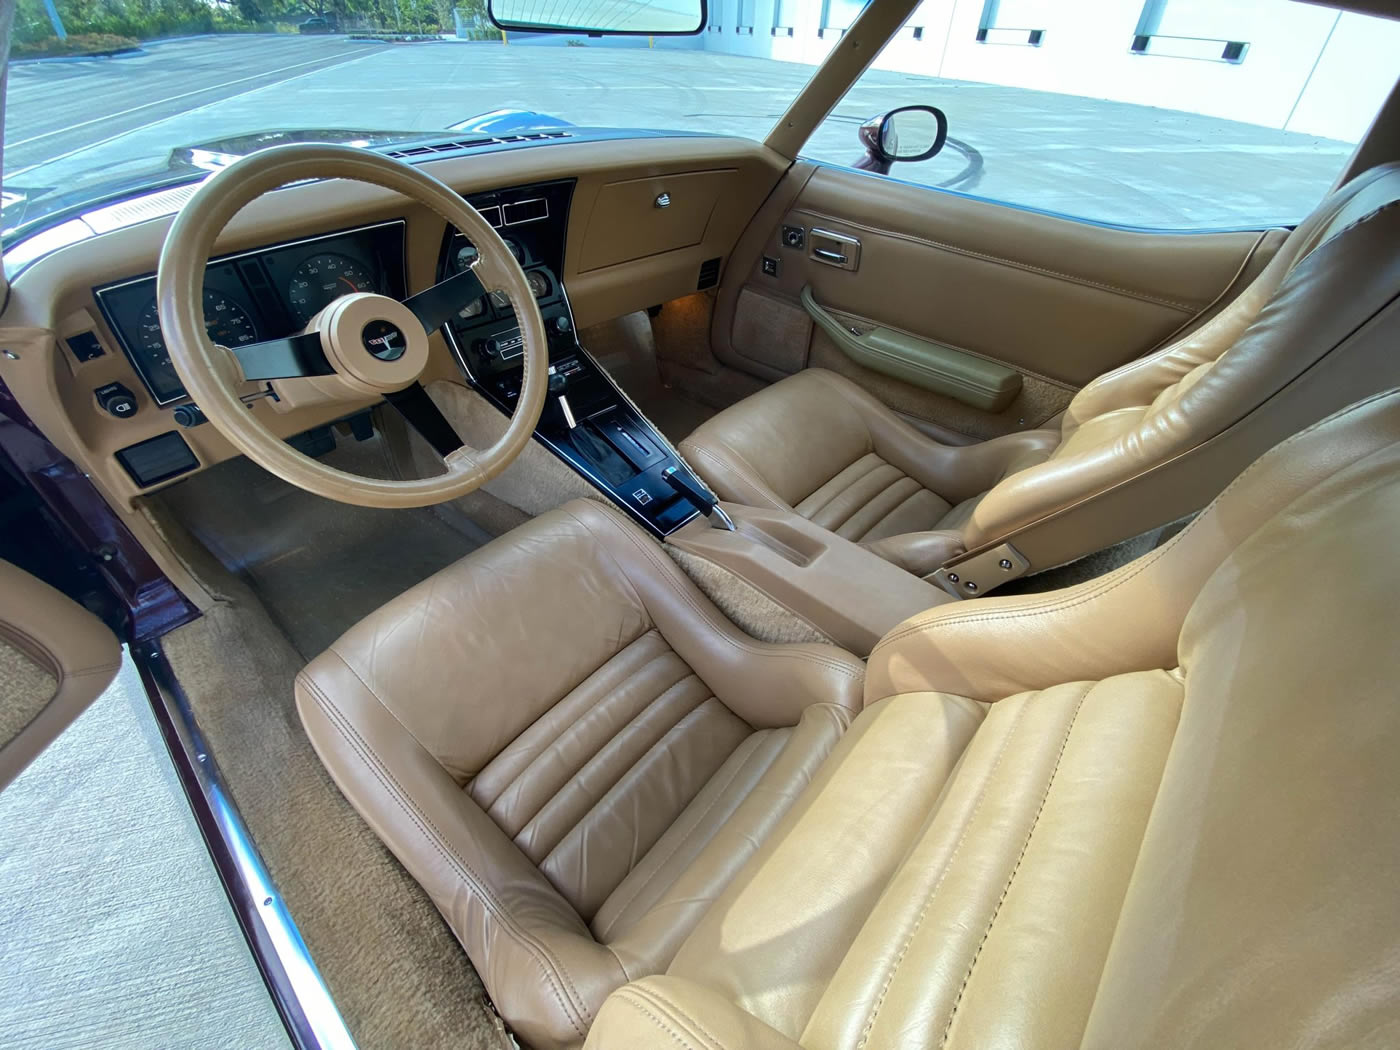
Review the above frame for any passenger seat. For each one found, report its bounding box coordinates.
[681,163,1400,586]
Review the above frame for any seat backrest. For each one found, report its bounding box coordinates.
[583,389,1400,1050]
[961,163,1400,550]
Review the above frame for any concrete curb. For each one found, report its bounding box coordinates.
[11,45,144,64]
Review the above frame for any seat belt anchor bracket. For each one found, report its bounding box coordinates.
[931,542,1029,599]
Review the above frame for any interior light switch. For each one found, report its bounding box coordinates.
[761,255,779,278]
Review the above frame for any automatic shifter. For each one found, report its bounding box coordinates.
[548,370,577,429]
[663,466,735,530]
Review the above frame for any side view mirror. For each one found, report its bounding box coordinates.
[854,105,949,176]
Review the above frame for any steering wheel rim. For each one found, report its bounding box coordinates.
[157,143,549,509]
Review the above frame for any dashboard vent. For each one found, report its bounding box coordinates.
[697,257,722,290]
[383,131,571,161]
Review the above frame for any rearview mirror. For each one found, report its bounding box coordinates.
[855,105,949,176]
[487,0,707,35]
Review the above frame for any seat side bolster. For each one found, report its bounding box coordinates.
[679,438,791,511]
[561,500,865,726]
[587,976,805,1050]
[295,656,627,1049]
[867,388,1400,704]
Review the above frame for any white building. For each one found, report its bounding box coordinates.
[693,0,1399,141]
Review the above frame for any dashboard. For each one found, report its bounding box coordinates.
[93,221,407,406]
[0,132,783,551]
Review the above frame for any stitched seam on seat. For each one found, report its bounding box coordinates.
[522,672,710,859]
[543,695,727,862]
[319,651,443,771]
[869,392,1400,655]
[862,485,936,542]
[826,467,906,536]
[845,477,925,541]
[791,207,1198,311]
[937,682,1094,1049]
[563,504,865,684]
[595,730,775,942]
[800,453,884,523]
[475,628,667,809]
[853,696,1035,1049]
[681,442,787,510]
[614,987,714,1050]
[302,677,593,1035]
[492,638,684,823]
[635,983,739,1050]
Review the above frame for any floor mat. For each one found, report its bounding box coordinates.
[158,428,484,660]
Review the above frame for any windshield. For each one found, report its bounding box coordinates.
[4,1,1395,237]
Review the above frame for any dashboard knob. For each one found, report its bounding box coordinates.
[552,315,573,335]
[95,382,138,419]
[173,403,208,428]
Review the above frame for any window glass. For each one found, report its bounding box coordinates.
[800,0,1400,229]
[4,0,1395,237]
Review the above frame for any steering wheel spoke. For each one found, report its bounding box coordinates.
[231,331,335,381]
[404,267,485,334]
[384,382,465,458]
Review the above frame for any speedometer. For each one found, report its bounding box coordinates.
[287,253,375,325]
[134,290,258,402]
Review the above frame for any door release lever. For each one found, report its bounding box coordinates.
[809,228,861,271]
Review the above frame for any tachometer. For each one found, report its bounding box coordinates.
[134,290,258,400]
[287,253,375,325]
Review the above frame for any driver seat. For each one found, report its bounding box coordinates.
[296,500,864,1049]
[681,163,1400,580]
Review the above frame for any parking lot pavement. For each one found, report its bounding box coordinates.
[6,34,1354,228]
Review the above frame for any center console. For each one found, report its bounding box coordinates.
[667,502,952,655]
[438,180,704,537]
[439,181,948,653]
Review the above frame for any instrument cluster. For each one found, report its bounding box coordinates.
[94,220,406,405]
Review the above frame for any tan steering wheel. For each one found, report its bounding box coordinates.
[157,143,549,508]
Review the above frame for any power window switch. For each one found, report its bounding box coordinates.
[761,255,779,278]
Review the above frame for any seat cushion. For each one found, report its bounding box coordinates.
[296,498,864,1049]
[683,369,1052,576]
[681,369,1056,575]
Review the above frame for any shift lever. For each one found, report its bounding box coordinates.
[548,369,577,429]
[663,466,735,530]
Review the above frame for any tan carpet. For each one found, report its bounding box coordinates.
[153,427,512,1049]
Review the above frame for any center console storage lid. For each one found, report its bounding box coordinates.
[665,502,952,656]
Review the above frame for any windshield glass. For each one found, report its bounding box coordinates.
[4,1,1395,237]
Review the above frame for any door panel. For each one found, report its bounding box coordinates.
[0,560,121,790]
[713,163,1284,440]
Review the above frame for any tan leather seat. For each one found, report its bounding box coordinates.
[584,388,1400,1049]
[682,163,1400,581]
[295,499,864,1049]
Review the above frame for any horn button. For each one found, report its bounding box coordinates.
[317,292,429,395]
[362,318,408,361]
